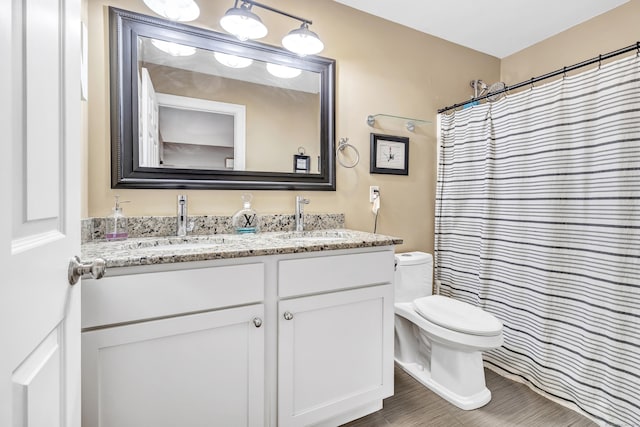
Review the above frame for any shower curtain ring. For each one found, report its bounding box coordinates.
[529,78,534,91]
[636,41,639,57]
[598,54,602,70]
[563,66,567,79]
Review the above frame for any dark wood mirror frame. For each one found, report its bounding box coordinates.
[110,7,336,190]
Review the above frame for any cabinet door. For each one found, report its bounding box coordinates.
[82,304,265,427]
[278,284,394,427]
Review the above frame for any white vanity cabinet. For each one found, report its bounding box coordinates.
[81,262,266,427]
[81,246,396,427]
[277,251,395,427]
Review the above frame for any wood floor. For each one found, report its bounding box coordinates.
[342,366,597,427]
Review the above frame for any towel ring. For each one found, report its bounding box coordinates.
[336,138,359,168]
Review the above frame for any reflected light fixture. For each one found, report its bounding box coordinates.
[266,63,302,79]
[219,0,324,56]
[143,0,200,22]
[214,52,254,68]
[151,39,197,56]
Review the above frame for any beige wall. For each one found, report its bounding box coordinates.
[86,0,501,253]
[501,0,640,85]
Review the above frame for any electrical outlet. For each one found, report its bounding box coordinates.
[369,186,380,202]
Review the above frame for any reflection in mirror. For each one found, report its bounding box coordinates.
[110,7,335,190]
[138,36,321,173]
[155,93,245,170]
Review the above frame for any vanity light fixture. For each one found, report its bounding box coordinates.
[219,2,268,41]
[151,39,197,56]
[219,0,324,56]
[143,0,200,22]
[282,23,324,56]
[214,52,254,68]
[266,63,302,79]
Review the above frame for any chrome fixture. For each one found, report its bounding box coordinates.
[336,137,359,168]
[177,194,190,236]
[219,0,324,56]
[283,311,294,320]
[219,1,267,40]
[282,22,324,56]
[68,256,106,285]
[295,195,310,232]
[142,0,200,22]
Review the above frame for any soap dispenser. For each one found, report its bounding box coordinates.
[105,195,129,241]
[232,193,260,234]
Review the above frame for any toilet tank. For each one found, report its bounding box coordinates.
[394,252,433,303]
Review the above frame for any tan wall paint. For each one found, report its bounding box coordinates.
[86,0,501,253]
[501,0,640,86]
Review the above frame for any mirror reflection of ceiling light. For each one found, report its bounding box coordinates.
[151,39,197,56]
[214,52,254,68]
[143,0,200,22]
[219,0,324,56]
[266,63,302,79]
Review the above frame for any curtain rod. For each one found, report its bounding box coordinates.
[438,41,640,114]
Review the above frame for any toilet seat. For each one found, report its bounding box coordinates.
[414,295,502,337]
[395,302,503,352]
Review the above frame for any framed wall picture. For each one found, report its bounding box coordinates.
[293,154,311,173]
[370,133,409,175]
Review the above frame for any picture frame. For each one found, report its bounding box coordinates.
[293,154,311,173]
[370,133,409,175]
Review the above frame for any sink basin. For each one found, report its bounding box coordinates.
[118,236,229,252]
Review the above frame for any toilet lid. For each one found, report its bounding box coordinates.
[414,295,503,336]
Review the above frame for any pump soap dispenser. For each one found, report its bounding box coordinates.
[106,195,129,241]
[232,193,260,234]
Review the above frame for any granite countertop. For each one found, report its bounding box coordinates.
[81,229,403,268]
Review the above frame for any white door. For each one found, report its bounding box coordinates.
[0,0,82,426]
[139,67,159,167]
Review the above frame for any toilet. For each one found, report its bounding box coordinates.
[394,252,503,410]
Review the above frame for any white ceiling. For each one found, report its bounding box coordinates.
[333,0,629,58]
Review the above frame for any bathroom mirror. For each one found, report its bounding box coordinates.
[110,7,336,190]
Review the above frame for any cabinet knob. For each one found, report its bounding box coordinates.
[283,311,294,321]
[253,317,263,328]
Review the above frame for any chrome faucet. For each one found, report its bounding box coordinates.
[177,195,188,236]
[295,195,310,232]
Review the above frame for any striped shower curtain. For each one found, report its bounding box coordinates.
[435,54,640,426]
